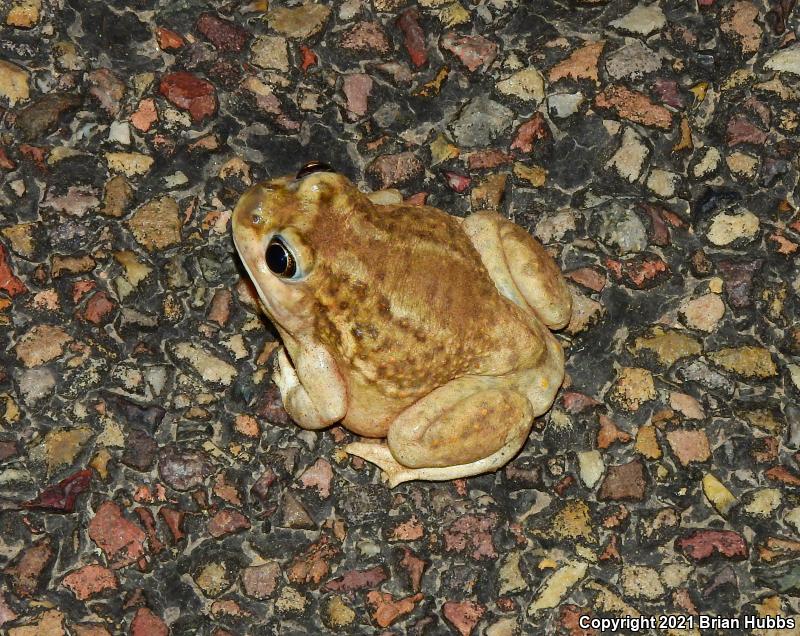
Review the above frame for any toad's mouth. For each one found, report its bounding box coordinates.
[231,199,276,312]
[232,231,271,312]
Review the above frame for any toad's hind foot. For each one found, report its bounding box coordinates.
[344,442,413,487]
[344,440,526,488]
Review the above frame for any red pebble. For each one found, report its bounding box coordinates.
[82,291,116,325]
[130,607,168,636]
[511,113,550,153]
[0,146,16,170]
[443,171,471,193]
[396,7,427,68]
[159,72,217,123]
[299,45,318,72]
[155,27,185,50]
[0,244,27,298]
[676,529,748,561]
[24,469,92,513]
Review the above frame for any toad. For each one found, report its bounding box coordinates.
[232,161,571,486]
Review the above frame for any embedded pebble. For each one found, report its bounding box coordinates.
[15,93,81,140]
[62,564,118,600]
[6,0,42,28]
[578,450,604,488]
[595,85,672,129]
[646,168,680,198]
[547,92,584,118]
[549,40,604,83]
[666,429,711,466]
[610,4,667,36]
[621,565,665,600]
[707,346,778,378]
[498,552,527,595]
[105,152,154,176]
[242,562,280,599]
[786,507,800,534]
[669,392,705,419]
[765,44,800,76]
[450,95,513,148]
[594,204,648,253]
[440,32,498,72]
[788,406,800,448]
[18,367,56,404]
[496,67,546,103]
[598,459,647,501]
[251,35,289,72]
[606,127,650,182]
[676,530,748,561]
[127,196,181,250]
[611,367,656,411]
[706,210,760,245]
[635,425,661,459]
[159,72,217,123]
[528,561,588,613]
[172,343,236,385]
[367,152,424,188]
[605,40,663,81]
[742,488,782,517]
[266,4,331,39]
[702,473,737,515]
[726,151,759,179]
[0,60,30,104]
[680,293,725,332]
[343,74,373,119]
[632,328,702,366]
[693,146,722,178]
[15,325,72,368]
[324,595,356,629]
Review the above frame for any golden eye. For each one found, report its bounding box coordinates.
[265,236,297,278]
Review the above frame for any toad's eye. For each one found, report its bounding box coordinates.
[296,160,335,179]
[265,236,297,278]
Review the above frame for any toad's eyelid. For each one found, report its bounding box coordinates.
[296,160,335,179]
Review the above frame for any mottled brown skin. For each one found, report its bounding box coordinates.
[232,169,571,486]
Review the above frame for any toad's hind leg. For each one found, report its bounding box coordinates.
[344,377,533,487]
[462,211,572,329]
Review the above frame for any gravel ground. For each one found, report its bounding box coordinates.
[1,0,800,634]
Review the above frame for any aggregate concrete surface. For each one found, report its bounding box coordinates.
[1,0,800,634]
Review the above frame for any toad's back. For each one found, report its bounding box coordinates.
[304,200,547,399]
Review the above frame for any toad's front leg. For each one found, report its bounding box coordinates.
[273,343,347,430]
[345,376,533,487]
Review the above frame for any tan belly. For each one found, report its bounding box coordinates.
[341,374,416,437]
